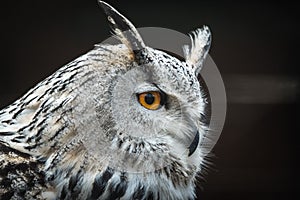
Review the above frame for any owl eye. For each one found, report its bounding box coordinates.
[138,91,163,110]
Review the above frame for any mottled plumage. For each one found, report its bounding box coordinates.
[0,1,211,199]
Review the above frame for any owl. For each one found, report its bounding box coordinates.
[0,1,211,199]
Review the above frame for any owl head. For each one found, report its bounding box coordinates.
[81,1,211,173]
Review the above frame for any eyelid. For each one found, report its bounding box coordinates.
[134,83,160,94]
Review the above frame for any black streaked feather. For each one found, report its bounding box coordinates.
[90,167,114,199]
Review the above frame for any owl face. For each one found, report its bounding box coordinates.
[80,1,211,173]
[111,48,204,160]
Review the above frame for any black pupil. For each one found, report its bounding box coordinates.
[145,93,155,105]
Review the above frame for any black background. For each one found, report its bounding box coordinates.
[0,0,299,199]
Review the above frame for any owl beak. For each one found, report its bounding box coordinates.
[188,131,199,157]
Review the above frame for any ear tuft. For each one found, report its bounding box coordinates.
[98,1,145,54]
[183,26,211,76]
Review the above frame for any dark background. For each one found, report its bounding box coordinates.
[0,0,299,199]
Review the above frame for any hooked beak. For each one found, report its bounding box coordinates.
[188,131,200,156]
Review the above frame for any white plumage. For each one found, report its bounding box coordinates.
[0,1,212,199]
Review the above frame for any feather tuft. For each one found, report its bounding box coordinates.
[183,26,211,75]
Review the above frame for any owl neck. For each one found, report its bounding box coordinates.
[44,151,197,200]
[42,137,198,199]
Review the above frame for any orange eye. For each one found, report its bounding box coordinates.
[138,91,162,110]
